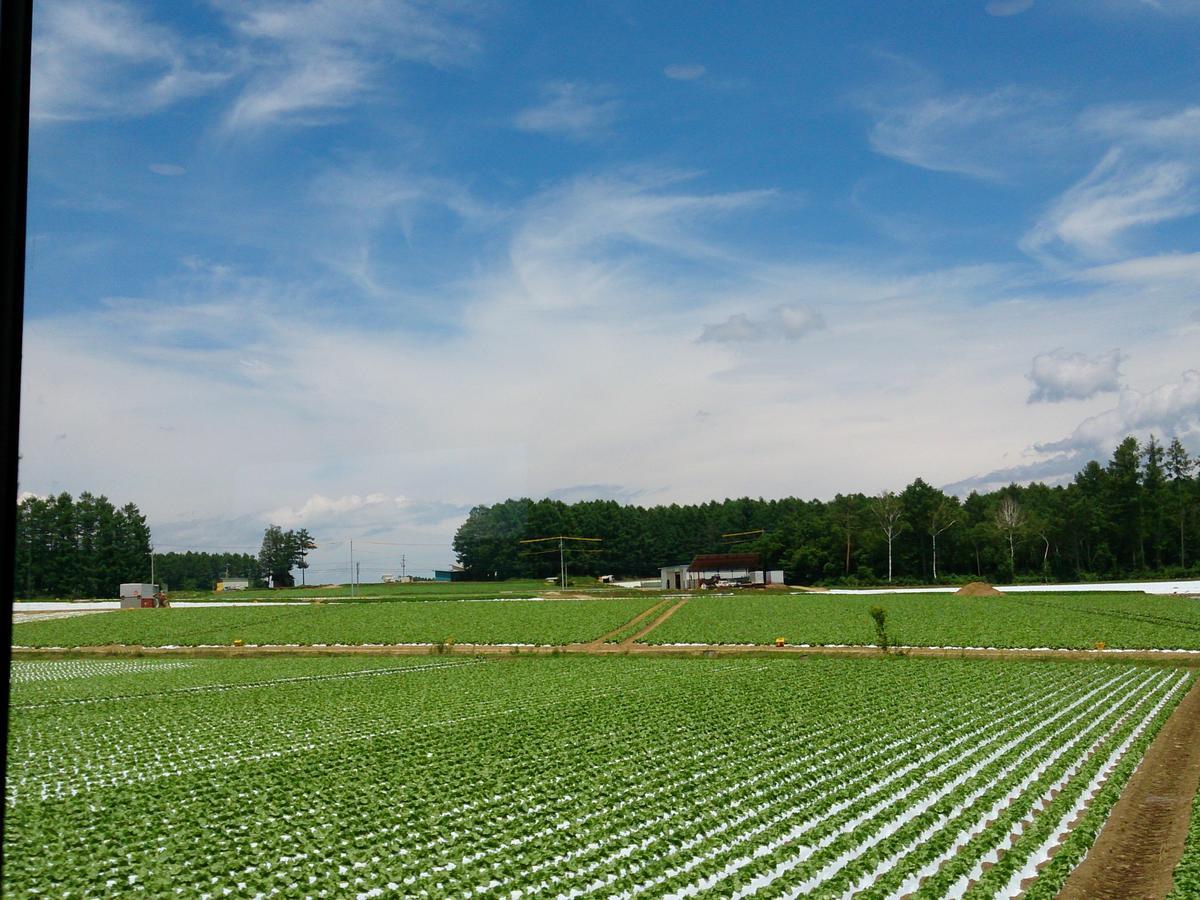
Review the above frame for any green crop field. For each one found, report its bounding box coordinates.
[4,655,1192,897]
[10,597,658,648]
[163,579,640,602]
[643,591,1200,650]
[1172,785,1200,898]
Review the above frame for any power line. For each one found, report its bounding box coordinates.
[518,536,601,589]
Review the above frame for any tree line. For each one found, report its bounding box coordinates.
[13,494,319,597]
[14,493,152,599]
[453,436,1200,585]
[152,551,262,592]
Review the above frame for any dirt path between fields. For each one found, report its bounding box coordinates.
[1057,676,1200,900]
[618,599,688,647]
[11,642,1200,664]
[586,600,669,647]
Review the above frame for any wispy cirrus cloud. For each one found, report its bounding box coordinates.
[1081,103,1200,149]
[217,0,482,130]
[664,64,706,81]
[514,81,620,141]
[31,0,229,122]
[985,0,1035,16]
[857,62,1064,179]
[1021,148,1198,262]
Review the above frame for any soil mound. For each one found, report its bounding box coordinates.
[955,581,1004,597]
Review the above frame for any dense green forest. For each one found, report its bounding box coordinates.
[152,551,262,592]
[12,493,307,597]
[453,436,1200,585]
[13,493,153,599]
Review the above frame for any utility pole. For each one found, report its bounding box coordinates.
[401,554,406,580]
[150,551,155,588]
[518,536,602,589]
[356,562,360,588]
[722,529,767,584]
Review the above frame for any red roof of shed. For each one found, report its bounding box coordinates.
[688,553,761,571]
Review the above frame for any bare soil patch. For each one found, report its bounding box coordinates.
[956,581,1004,597]
[1057,677,1200,900]
[11,610,110,624]
[12,642,1200,665]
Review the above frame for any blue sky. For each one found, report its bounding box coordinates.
[18,0,1200,581]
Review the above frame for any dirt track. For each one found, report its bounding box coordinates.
[1057,677,1200,900]
[11,642,1200,664]
[618,599,688,647]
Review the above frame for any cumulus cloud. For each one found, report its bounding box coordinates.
[1027,348,1123,403]
[699,305,825,343]
[1036,370,1200,455]
[945,369,1200,493]
[32,0,228,122]
[514,82,620,140]
[664,64,706,80]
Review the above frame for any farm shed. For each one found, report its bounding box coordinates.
[215,577,250,592]
[660,554,785,589]
[660,564,690,590]
[434,564,468,583]
[120,583,163,608]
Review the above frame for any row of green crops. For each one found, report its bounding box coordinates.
[643,591,1200,650]
[1171,779,1200,898]
[14,591,1200,651]
[166,580,650,602]
[4,655,1192,896]
[10,596,659,648]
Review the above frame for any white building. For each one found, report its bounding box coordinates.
[660,554,785,589]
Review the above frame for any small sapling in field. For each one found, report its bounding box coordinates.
[868,605,889,653]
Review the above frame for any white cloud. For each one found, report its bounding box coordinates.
[1021,149,1198,261]
[860,73,1063,179]
[664,64,706,81]
[514,82,620,141]
[225,50,369,129]
[1081,103,1200,150]
[986,0,1034,15]
[1036,370,1200,454]
[265,493,398,527]
[20,163,1200,567]
[503,170,775,312]
[699,313,760,343]
[775,305,826,339]
[31,0,228,122]
[1077,252,1200,285]
[217,0,481,130]
[699,304,826,343]
[1027,348,1123,403]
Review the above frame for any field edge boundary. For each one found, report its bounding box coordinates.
[12,642,1200,665]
